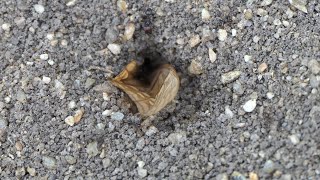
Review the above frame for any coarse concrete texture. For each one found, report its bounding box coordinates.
[1,0,320,179]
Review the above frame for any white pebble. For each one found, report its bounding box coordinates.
[102,110,112,116]
[137,161,145,168]
[124,23,135,41]
[260,0,273,6]
[273,19,282,26]
[137,168,147,178]
[40,54,49,60]
[201,9,211,21]
[225,106,234,118]
[253,36,260,43]
[244,55,252,63]
[288,134,300,145]
[266,92,274,99]
[208,49,217,63]
[107,44,121,55]
[68,101,76,109]
[48,59,55,65]
[231,29,237,36]
[42,76,51,84]
[5,97,11,103]
[46,33,55,40]
[243,99,257,113]
[145,126,158,136]
[61,39,68,46]
[102,92,110,101]
[111,112,124,121]
[66,0,77,6]
[282,21,290,27]
[34,4,45,14]
[218,29,227,41]
[65,116,75,126]
[1,23,11,31]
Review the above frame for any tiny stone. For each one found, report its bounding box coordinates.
[86,141,99,158]
[15,141,23,151]
[16,90,27,103]
[167,131,187,144]
[258,63,268,73]
[176,38,185,45]
[137,161,145,168]
[244,55,252,63]
[46,33,54,40]
[218,29,227,41]
[117,0,127,13]
[107,44,121,55]
[42,76,51,84]
[244,9,253,20]
[15,167,26,177]
[96,123,105,129]
[50,39,58,46]
[40,54,49,60]
[65,155,77,164]
[231,171,246,180]
[281,174,292,180]
[189,35,201,48]
[34,4,45,14]
[208,49,217,63]
[105,28,119,43]
[216,173,228,180]
[221,70,242,84]
[233,81,245,95]
[111,112,124,121]
[124,23,135,41]
[66,0,77,6]
[308,59,320,74]
[61,39,68,46]
[225,106,234,118]
[263,160,276,174]
[27,167,36,176]
[273,19,282,26]
[136,138,145,149]
[102,109,112,116]
[249,172,259,180]
[145,126,158,136]
[5,97,11,103]
[85,78,96,89]
[231,29,237,36]
[202,28,213,42]
[256,8,268,16]
[282,21,290,27]
[48,59,54,65]
[65,116,75,126]
[103,92,110,101]
[2,23,11,31]
[266,92,274,99]
[102,158,111,168]
[260,0,273,6]
[73,108,84,124]
[243,99,257,112]
[14,17,26,26]
[201,9,211,21]
[289,0,308,13]
[42,156,57,169]
[137,168,147,178]
[188,59,203,75]
[68,101,76,109]
[108,122,115,131]
[288,134,300,145]
[253,36,260,43]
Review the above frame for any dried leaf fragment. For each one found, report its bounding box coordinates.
[111,60,180,117]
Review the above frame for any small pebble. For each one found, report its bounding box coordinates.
[27,167,36,176]
[221,70,242,84]
[107,44,121,55]
[137,161,145,168]
[34,4,45,14]
[266,92,274,99]
[288,134,300,145]
[216,173,228,180]
[253,36,260,43]
[233,81,245,95]
[218,29,227,41]
[273,19,282,26]
[105,28,119,43]
[111,112,124,121]
[249,172,259,180]
[42,156,57,169]
[102,158,111,168]
[260,0,273,6]
[225,106,234,118]
[65,116,75,126]
[117,0,127,13]
[42,76,51,84]
[102,109,112,116]
[208,49,217,63]
[167,131,187,144]
[145,126,158,136]
[66,0,77,6]
[46,33,55,40]
[73,108,84,124]
[201,9,211,21]
[231,171,246,180]
[65,155,77,164]
[50,39,58,46]
[14,17,25,26]
[85,78,96,89]
[244,55,252,63]
[86,141,99,158]
[96,123,105,130]
[281,174,292,180]
[256,8,268,16]
[243,99,257,113]
[17,90,27,103]
[188,59,203,75]
[289,0,308,13]
[282,21,290,27]
[61,39,68,46]
[308,59,320,74]
[137,168,147,178]
[124,23,135,41]
[40,54,49,60]
[231,29,237,36]
[263,160,276,174]
[189,35,201,48]
[258,63,268,73]
[244,9,253,20]
[1,23,11,31]
[68,101,76,109]
[48,59,55,65]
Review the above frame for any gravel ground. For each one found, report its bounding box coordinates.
[1,0,320,179]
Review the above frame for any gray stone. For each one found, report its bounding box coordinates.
[105,28,118,43]
[65,155,77,164]
[42,156,57,169]
[85,78,96,89]
[86,141,99,158]
[308,60,320,74]
[16,90,27,103]
[221,71,242,84]
[111,112,124,121]
[263,160,276,174]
